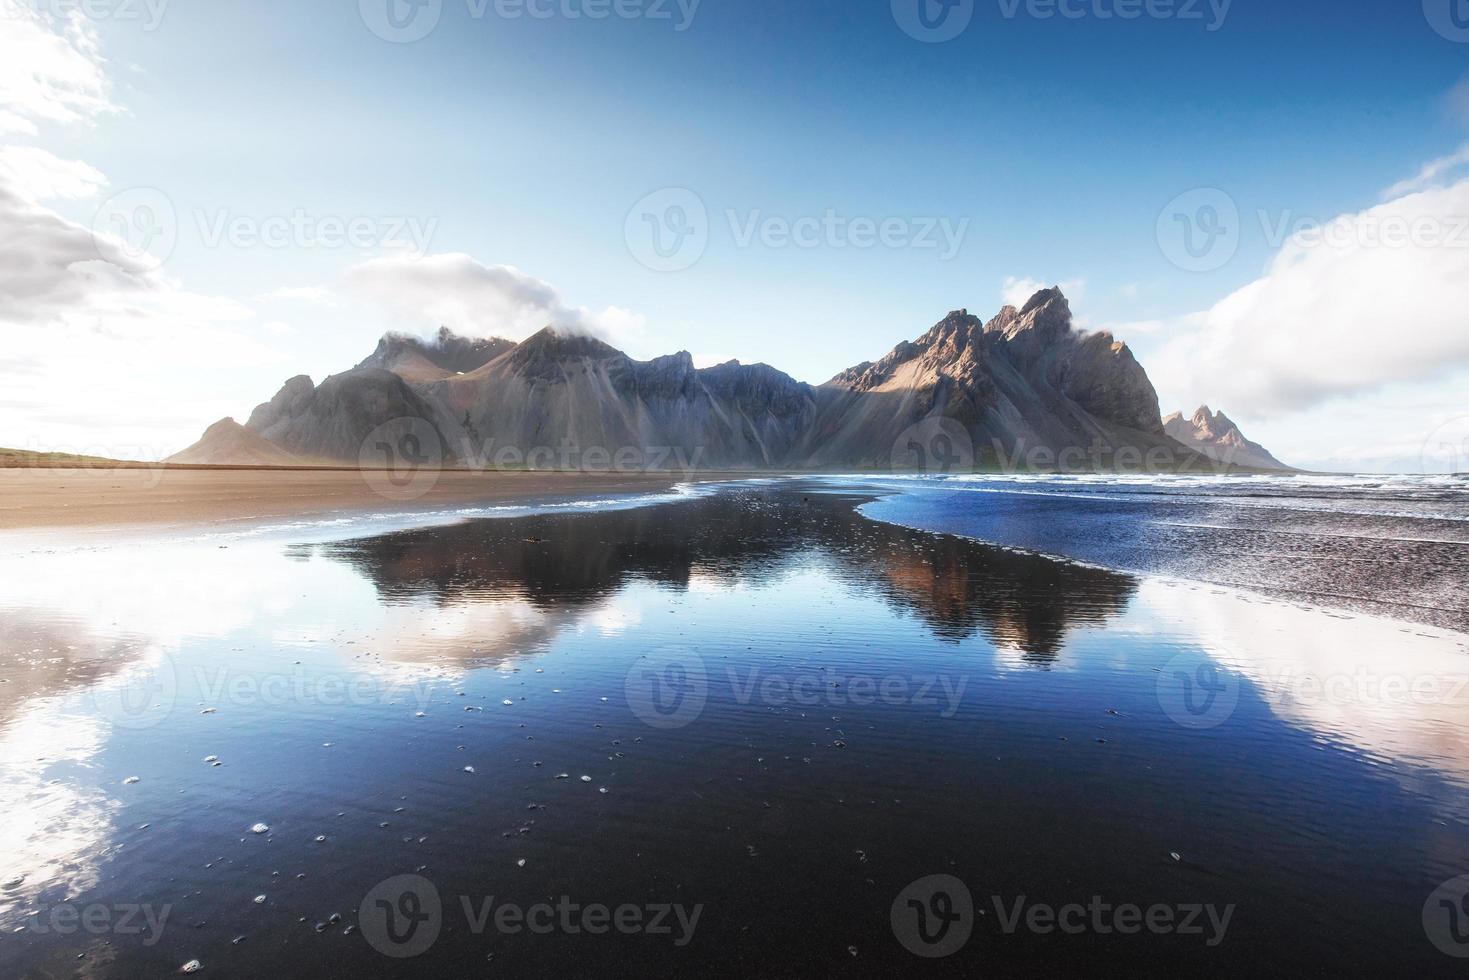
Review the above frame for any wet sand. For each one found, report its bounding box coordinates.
[0,467,692,533]
[2,481,1467,976]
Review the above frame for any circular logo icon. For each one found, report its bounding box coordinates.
[1424,0,1469,42]
[360,0,442,42]
[1157,651,1240,730]
[891,874,973,958]
[1420,417,1469,474]
[891,416,974,474]
[361,874,442,958]
[91,187,177,268]
[624,647,708,729]
[625,188,708,273]
[358,417,444,501]
[1424,874,1469,957]
[1157,188,1240,273]
[891,0,975,43]
[91,650,177,730]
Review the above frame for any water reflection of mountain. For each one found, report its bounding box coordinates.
[317,485,1138,662]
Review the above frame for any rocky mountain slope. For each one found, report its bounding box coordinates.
[168,418,303,466]
[173,287,1286,472]
[799,288,1176,468]
[1164,405,1292,471]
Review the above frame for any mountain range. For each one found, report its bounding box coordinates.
[1164,405,1290,471]
[170,288,1291,472]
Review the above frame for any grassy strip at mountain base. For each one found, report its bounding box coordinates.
[0,448,148,468]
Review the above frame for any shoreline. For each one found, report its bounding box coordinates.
[0,467,713,533]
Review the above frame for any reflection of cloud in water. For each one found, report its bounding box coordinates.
[0,637,152,925]
[1133,580,1469,789]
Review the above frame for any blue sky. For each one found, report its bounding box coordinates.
[5,0,1469,469]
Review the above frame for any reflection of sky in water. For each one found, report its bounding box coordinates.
[0,482,1467,972]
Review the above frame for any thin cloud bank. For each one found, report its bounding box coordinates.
[0,5,117,134]
[1149,175,1469,418]
[339,252,648,349]
[1381,142,1469,199]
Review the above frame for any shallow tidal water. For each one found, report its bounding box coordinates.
[2,479,1469,977]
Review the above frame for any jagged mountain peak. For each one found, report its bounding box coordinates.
[1165,405,1291,471]
[510,325,623,362]
[359,326,515,378]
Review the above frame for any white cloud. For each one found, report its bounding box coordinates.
[0,6,117,134]
[0,146,104,200]
[0,9,282,455]
[1001,275,1085,309]
[1149,176,1469,421]
[339,252,649,350]
[1381,141,1469,199]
